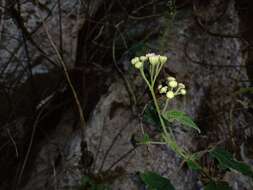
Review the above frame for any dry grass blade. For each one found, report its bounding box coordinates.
[34,0,86,131]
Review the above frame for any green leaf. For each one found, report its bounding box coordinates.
[143,103,161,127]
[79,176,111,190]
[80,175,93,186]
[140,171,175,190]
[209,148,253,178]
[234,87,253,95]
[95,184,111,190]
[143,103,169,130]
[186,159,202,170]
[204,181,232,190]
[141,133,151,144]
[163,110,200,133]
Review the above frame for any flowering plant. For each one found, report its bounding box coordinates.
[131,53,199,162]
[131,54,253,190]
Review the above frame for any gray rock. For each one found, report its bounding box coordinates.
[4,0,251,189]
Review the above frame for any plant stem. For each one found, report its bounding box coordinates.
[140,66,187,159]
[162,99,169,114]
[138,60,210,179]
[151,86,186,157]
[150,89,169,136]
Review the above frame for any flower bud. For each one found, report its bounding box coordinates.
[166,91,175,99]
[178,83,185,89]
[140,56,148,62]
[167,76,176,81]
[134,61,143,69]
[169,80,177,88]
[149,55,160,65]
[158,84,163,90]
[159,86,168,94]
[146,53,155,57]
[159,56,167,64]
[180,89,186,95]
[131,57,139,65]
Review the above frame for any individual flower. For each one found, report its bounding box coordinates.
[180,89,186,95]
[166,91,175,99]
[149,55,160,65]
[159,56,167,64]
[134,61,143,69]
[158,84,163,90]
[178,83,185,89]
[159,86,168,94]
[146,53,155,57]
[168,80,177,88]
[140,56,148,62]
[131,57,139,65]
[167,76,176,81]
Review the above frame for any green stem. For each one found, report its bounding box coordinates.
[140,68,151,89]
[140,67,187,159]
[150,83,187,158]
[148,141,167,145]
[150,89,169,136]
[162,99,169,114]
[153,63,163,84]
[150,64,155,83]
[138,60,209,179]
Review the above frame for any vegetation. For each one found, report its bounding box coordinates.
[129,53,253,190]
[0,0,252,190]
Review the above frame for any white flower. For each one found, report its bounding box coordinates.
[146,53,155,57]
[131,57,139,65]
[134,61,143,69]
[178,83,185,89]
[158,84,163,90]
[140,56,148,62]
[167,76,176,81]
[149,55,160,65]
[166,91,175,99]
[180,89,186,95]
[159,86,168,94]
[169,80,177,88]
[159,56,167,64]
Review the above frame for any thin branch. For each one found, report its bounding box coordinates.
[35,0,86,132]
[57,0,63,56]
[7,128,19,158]
[16,107,45,188]
[98,121,131,172]
[105,147,136,172]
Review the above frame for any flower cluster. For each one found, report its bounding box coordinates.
[131,53,167,69]
[158,76,186,99]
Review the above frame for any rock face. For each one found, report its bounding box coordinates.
[21,110,83,190]
[0,0,252,190]
[85,1,251,189]
[85,81,198,190]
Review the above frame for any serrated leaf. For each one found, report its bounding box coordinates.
[140,171,175,190]
[209,148,253,178]
[204,181,232,190]
[163,110,200,133]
